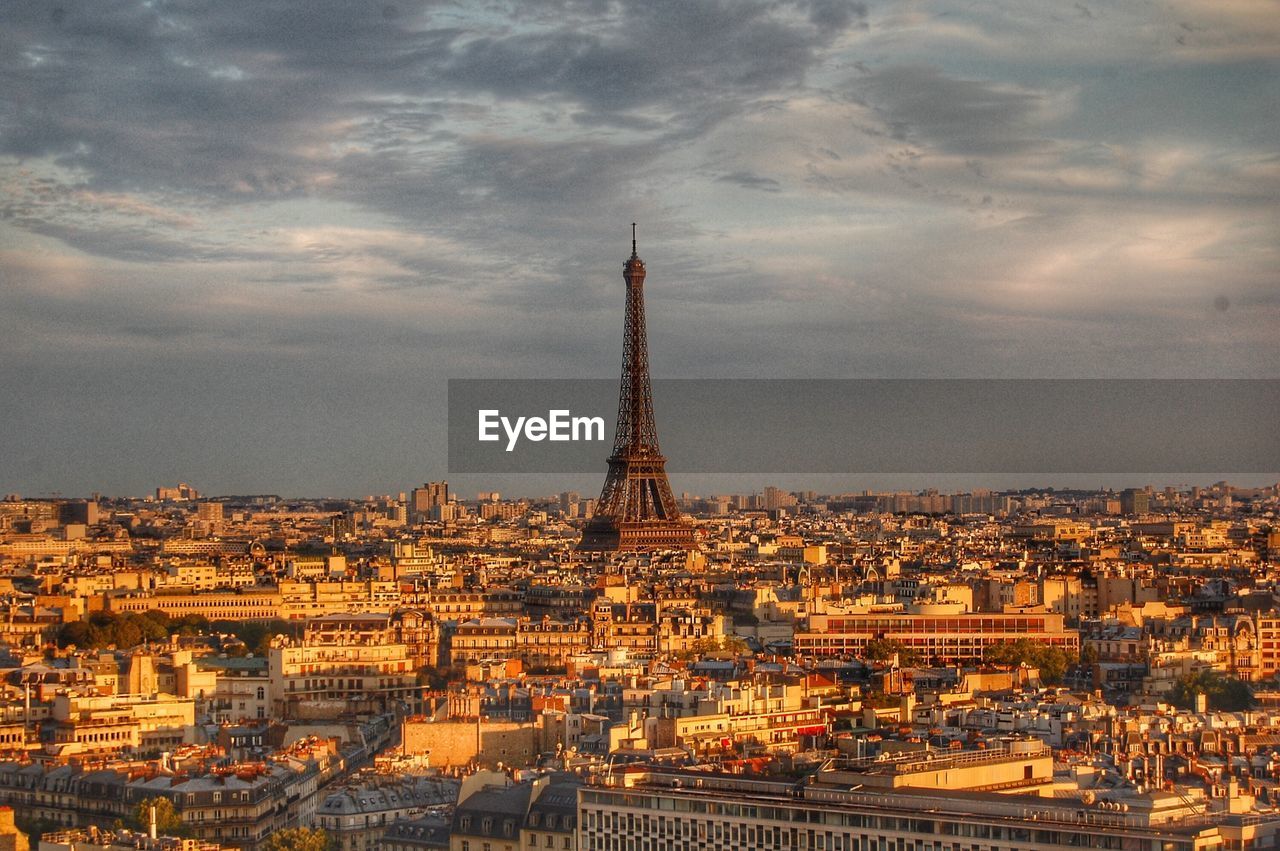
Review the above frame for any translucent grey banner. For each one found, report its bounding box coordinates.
[447,379,1280,474]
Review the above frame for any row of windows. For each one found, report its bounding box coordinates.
[585,828,1190,851]
[822,618,1049,632]
[581,807,1196,851]
[795,638,1078,656]
[455,635,587,645]
[801,635,1078,650]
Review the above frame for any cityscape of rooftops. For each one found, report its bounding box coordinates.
[2,1,1279,850]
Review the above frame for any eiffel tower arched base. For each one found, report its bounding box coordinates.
[577,519,699,552]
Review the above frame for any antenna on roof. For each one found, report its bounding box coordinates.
[631,223,637,258]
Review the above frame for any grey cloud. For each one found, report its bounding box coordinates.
[807,0,869,31]
[859,65,1050,156]
[248,272,340,285]
[439,0,832,113]
[328,128,695,311]
[0,1,461,198]
[1,0,850,272]
[716,171,782,191]
[570,112,667,131]
[11,219,228,264]
[1063,61,1279,149]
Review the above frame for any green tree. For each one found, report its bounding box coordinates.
[675,636,749,660]
[16,814,58,846]
[141,610,172,630]
[1035,647,1072,685]
[213,618,294,655]
[56,620,101,648]
[114,618,144,650]
[261,828,332,851]
[56,610,172,650]
[130,797,187,837]
[1169,671,1255,712]
[164,613,210,636]
[134,612,170,643]
[863,639,922,667]
[982,639,1074,685]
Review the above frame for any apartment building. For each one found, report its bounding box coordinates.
[449,617,591,668]
[421,589,524,620]
[1253,616,1280,683]
[590,603,726,658]
[315,777,457,851]
[107,590,285,621]
[199,657,269,724]
[450,773,580,851]
[48,692,196,757]
[267,635,419,718]
[302,612,441,669]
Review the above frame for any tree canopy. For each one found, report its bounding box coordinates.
[862,639,923,667]
[261,828,332,851]
[676,636,749,660]
[212,618,296,655]
[982,639,1075,685]
[129,797,187,837]
[57,611,169,650]
[1169,670,1255,712]
[55,609,294,653]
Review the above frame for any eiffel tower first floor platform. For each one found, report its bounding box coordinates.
[577,517,699,552]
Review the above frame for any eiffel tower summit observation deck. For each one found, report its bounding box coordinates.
[578,226,698,553]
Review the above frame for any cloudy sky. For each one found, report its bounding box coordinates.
[2,0,1277,498]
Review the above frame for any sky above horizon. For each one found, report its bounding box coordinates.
[2,0,1278,499]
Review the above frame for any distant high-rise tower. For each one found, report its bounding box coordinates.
[1119,487,1149,516]
[411,481,449,521]
[579,226,697,552]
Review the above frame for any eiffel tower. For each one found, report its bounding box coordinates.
[578,226,698,552]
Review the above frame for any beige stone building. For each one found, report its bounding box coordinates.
[268,635,418,718]
[448,617,590,668]
[48,692,196,756]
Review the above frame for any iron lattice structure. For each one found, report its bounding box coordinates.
[578,228,698,552]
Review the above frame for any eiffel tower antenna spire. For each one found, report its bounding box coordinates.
[578,226,697,553]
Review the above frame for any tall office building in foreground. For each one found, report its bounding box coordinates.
[579,227,696,552]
